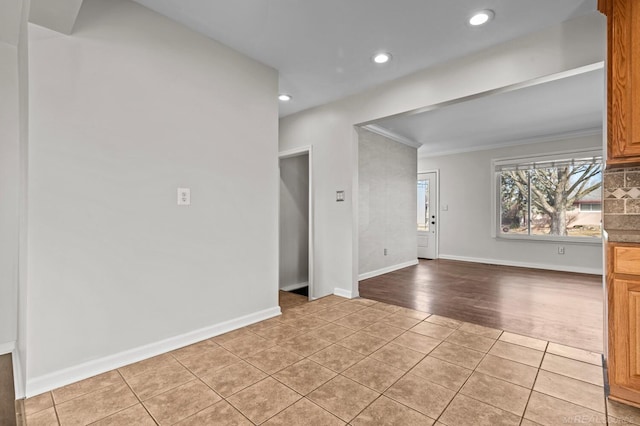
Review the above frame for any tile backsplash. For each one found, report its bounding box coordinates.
[604,168,640,230]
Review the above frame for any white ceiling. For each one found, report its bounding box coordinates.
[131,0,597,117]
[371,67,604,156]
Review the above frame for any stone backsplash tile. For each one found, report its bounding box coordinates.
[604,168,640,219]
[604,214,640,230]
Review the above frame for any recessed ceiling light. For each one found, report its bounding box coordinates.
[278,94,292,102]
[469,10,494,26]
[372,52,392,64]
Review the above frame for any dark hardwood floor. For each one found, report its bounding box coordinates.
[359,259,604,353]
[0,353,16,426]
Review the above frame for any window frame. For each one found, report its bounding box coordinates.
[490,148,603,244]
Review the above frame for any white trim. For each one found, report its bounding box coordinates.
[25,307,281,397]
[358,259,419,281]
[362,124,423,149]
[417,170,440,260]
[419,128,602,159]
[0,341,15,355]
[333,288,355,299]
[278,146,314,301]
[13,348,25,399]
[279,282,308,292]
[438,254,602,275]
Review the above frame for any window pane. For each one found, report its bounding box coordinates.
[417,180,429,231]
[499,171,529,235]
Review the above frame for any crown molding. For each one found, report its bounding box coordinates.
[361,124,423,149]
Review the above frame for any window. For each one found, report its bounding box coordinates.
[417,179,429,231]
[495,152,603,240]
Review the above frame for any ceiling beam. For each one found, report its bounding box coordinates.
[29,0,84,34]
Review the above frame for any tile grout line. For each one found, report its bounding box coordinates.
[517,340,548,426]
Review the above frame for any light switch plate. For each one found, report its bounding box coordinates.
[336,190,345,202]
[177,188,191,205]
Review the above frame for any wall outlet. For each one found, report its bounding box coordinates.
[177,188,191,206]
[384,248,388,256]
[558,246,565,255]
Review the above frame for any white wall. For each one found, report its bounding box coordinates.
[358,128,417,276]
[419,134,603,274]
[0,42,19,349]
[279,13,606,298]
[279,154,309,290]
[27,0,279,391]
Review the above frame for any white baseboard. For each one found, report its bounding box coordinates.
[438,254,602,275]
[279,282,309,292]
[25,306,281,398]
[0,341,15,355]
[13,348,25,399]
[334,288,354,299]
[358,259,419,281]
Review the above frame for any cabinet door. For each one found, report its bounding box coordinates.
[610,277,640,400]
[607,0,640,164]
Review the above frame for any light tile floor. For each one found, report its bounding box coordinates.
[21,292,640,425]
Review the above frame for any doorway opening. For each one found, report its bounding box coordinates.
[279,147,313,301]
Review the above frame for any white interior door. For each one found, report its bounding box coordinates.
[417,172,437,259]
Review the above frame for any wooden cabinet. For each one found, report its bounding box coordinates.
[599,0,640,166]
[608,243,640,406]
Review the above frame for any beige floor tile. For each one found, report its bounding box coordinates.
[243,345,303,375]
[342,357,404,392]
[263,398,345,425]
[307,375,379,423]
[337,332,387,356]
[488,341,544,368]
[219,333,275,358]
[609,416,638,425]
[171,339,219,362]
[312,295,348,307]
[211,329,255,345]
[199,360,267,398]
[520,420,543,426]
[348,298,377,307]
[370,342,425,371]
[499,332,547,351]
[306,323,355,343]
[524,391,606,425]
[312,308,350,322]
[380,313,422,330]
[370,302,403,313]
[175,400,252,425]
[332,303,367,315]
[281,315,329,332]
[356,308,392,322]
[424,315,463,329]
[253,324,303,343]
[91,404,156,426]
[228,377,302,424]
[125,359,195,400]
[309,345,365,372]
[476,354,538,388]
[410,322,456,340]
[429,341,484,370]
[25,407,58,426]
[178,346,240,377]
[460,372,530,416]
[143,380,221,425]
[410,356,472,391]
[52,370,124,404]
[439,394,520,426]
[384,373,455,419]
[393,331,441,354]
[246,317,282,333]
[360,322,405,341]
[279,334,332,357]
[24,392,53,416]
[333,313,377,330]
[533,370,606,413]
[351,395,435,426]
[541,353,604,386]
[546,343,602,366]
[608,399,640,425]
[272,359,336,395]
[459,322,502,339]
[292,303,327,316]
[446,330,496,352]
[56,384,138,425]
[394,307,430,320]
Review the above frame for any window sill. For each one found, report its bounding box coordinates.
[495,234,603,245]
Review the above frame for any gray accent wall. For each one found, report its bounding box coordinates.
[358,128,417,276]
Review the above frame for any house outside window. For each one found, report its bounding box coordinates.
[494,150,603,240]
